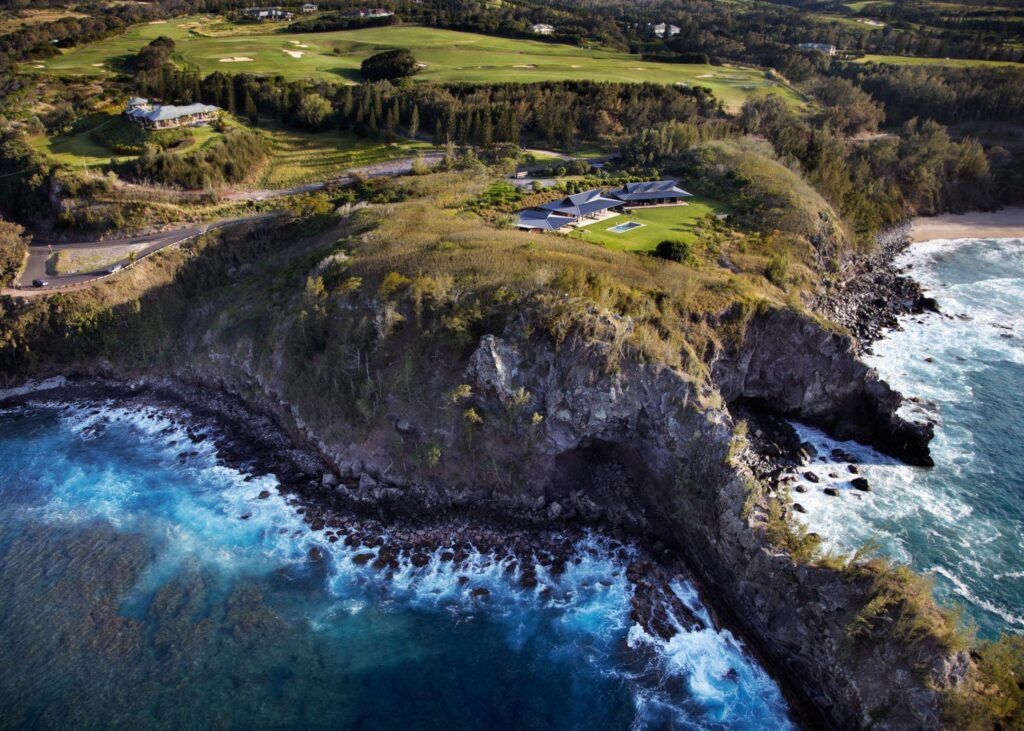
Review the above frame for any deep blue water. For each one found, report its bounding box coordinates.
[0,401,793,729]
[789,237,1024,638]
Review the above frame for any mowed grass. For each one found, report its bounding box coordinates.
[570,198,723,253]
[28,17,804,110]
[256,123,433,188]
[855,54,1021,67]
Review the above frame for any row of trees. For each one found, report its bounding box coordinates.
[138,66,724,149]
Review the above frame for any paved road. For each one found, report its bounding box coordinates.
[3,213,277,297]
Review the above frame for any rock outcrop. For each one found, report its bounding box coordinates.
[713,307,934,466]
[455,311,956,729]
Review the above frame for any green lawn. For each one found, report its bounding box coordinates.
[855,54,1021,67]
[810,12,886,28]
[26,17,804,110]
[27,111,429,186]
[570,198,722,253]
[28,113,226,168]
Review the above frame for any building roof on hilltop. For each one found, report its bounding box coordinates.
[516,209,575,231]
[608,180,692,201]
[127,103,220,123]
[538,189,622,217]
[127,97,149,107]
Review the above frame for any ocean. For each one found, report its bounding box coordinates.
[789,237,1024,639]
[0,400,793,729]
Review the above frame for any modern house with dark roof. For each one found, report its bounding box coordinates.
[607,180,693,206]
[515,209,577,231]
[515,180,692,232]
[537,189,623,219]
[125,99,220,129]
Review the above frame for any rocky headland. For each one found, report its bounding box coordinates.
[0,217,969,729]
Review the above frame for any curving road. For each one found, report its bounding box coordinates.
[3,213,278,297]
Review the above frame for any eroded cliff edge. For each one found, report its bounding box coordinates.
[162,299,957,729]
[0,216,967,728]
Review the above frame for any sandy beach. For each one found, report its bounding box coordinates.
[910,207,1024,242]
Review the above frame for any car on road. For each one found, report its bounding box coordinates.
[32,279,49,288]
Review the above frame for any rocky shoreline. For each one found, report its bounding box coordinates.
[0,224,959,729]
[743,224,942,481]
[815,223,940,350]
[0,377,784,719]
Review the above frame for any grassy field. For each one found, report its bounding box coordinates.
[0,9,87,34]
[27,17,804,110]
[29,112,435,186]
[256,123,432,188]
[48,245,148,276]
[28,114,225,168]
[570,198,723,253]
[855,54,1021,67]
[811,12,886,28]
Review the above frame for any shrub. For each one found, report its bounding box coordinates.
[654,240,695,264]
[361,49,420,81]
[765,253,790,287]
[378,271,411,298]
[946,635,1024,729]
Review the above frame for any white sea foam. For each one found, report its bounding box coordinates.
[788,237,1024,636]
[0,376,67,400]
[10,401,795,725]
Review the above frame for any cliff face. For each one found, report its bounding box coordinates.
[174,300,957,729]
[712,308,934,466]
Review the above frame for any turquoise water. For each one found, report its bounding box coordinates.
[607,221,645,233]
[0,401,794,729]
[789,237,1024,638]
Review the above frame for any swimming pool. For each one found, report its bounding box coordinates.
[606,221,645,234]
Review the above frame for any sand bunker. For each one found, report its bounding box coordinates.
[282,49,305,58]
[570,64,582,68]
[631,67,647,71]
[512,64,537,69]
[148,20,166,25]
[91,63,104,67]
[697,73,714,78]
[220,56,254,63]
[289,41,310,48]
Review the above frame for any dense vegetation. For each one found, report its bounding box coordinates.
[287,11,400,33]
[132,127,266,189]
[360,49,420,82]
[0,217,28,286]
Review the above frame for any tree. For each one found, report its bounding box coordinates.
[0,219,28,286]
[295,93,333,130]
[409,103,420,139]
[244,90,259,125]
[360,49,420,81]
